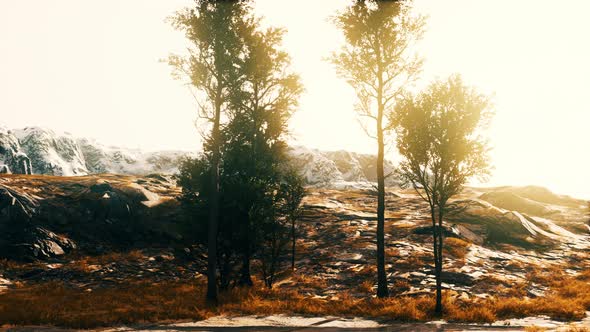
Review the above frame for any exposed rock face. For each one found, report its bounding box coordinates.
[0,126,32,175]
[9,152,33,175]
[0,174,182,261]
[15,127,87,176]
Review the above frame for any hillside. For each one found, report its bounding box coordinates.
[1,173,590,328]
[0,173,587,289]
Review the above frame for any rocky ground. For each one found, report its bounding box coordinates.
[276,186,590,301]
[0,174,589,329]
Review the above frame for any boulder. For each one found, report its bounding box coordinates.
[5,226,76,261]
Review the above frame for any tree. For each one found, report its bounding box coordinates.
[281,167,306,271]
[172,0,303,293]
[331,0,424,298]
[175,155,242,291]
[168,0,249,303]
[392,74,492,315]
[255,169,305,288]
[224,18,303,286]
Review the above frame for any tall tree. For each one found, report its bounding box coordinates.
[392,75,492,315]
[168,0,249,303]
[224,21,303,286]
[331,0,424,298]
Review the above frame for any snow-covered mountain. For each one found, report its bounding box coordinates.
[289,146,399,188]
[0,127,190,176]
[0,126,33,175]
[0,126,399,188]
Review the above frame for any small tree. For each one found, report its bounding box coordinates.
[281,167,306,271]
[331,0,424,298]
[255,170,305,288]
[392,75,492,315]
[175,155,243,290]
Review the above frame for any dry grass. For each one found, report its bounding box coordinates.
[526,264,567,285]
[444,237,470,259]
[563,326,590,332]
[4,271,590,329]
[65,250,145,272]
[356,280,374,293]
[385,247,400,258]
[291,274,328,289]
[525,327,546,332]
[356,264,377,277]
[0,281,210,329]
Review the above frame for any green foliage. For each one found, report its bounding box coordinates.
[393,74,493,205]
[168,1,251,141]
[331,0,424,135]
[175,155,305,289]
[392,74,493,313]
[172,0,304,290]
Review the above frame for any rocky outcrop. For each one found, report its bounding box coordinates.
[3,226,77,261]
[0,127,32,175]
[8,152,32,175]
[0,174,182,261]
[15,127,87,176]
[446,196,585,249]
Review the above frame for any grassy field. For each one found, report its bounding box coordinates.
[2,268,590,329]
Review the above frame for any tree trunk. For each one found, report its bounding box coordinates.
[291,217,296,271]
[239,220,252,286]
[376,95,388,298]
[435,255,442,315]
[429,205,442,314]
[435,205,445,315]
[206,88,223,304]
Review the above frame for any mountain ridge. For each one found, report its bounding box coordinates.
[0,125,399,188]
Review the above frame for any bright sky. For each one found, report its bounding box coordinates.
[0,0,589,199]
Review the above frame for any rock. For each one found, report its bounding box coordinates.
[442,271,475,286]
[445,199,570,249]
[0,184,37,220]
[0,277,12,293]
[3,226,76,261]
[335,253,364,264]
[419,270,475,286]
[9,152,33,174]
[413,225,457,237]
